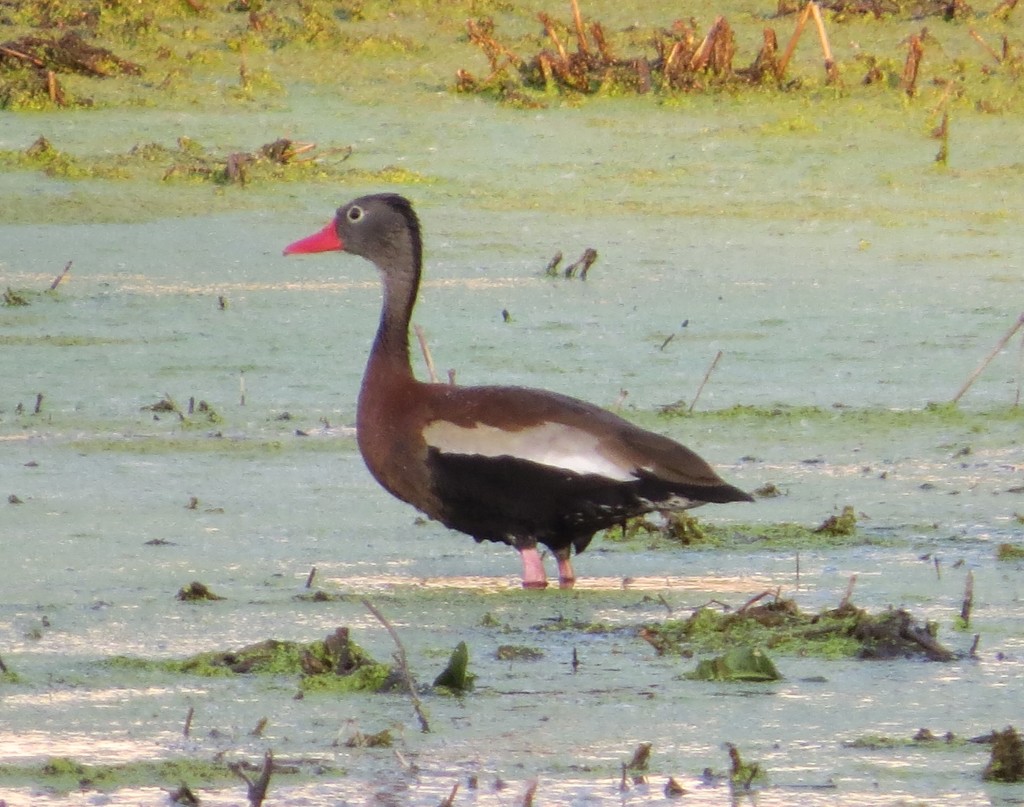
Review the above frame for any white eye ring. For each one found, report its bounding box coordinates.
[347,205,364,222]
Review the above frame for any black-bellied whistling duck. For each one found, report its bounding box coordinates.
[284,194,752,589]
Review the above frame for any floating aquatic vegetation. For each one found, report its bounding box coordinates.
[107,627,396,693]
[814,505,857,536]
[687,646,783,681]
[613,506,867,551]
[495,644,545,661]
[3,287,30,307]
[341,727,394,748]
[725,743,767,789]
[639,593,957,661]
[843,727,964,748]
[0,655,21,684]
[983,726,1024,782]
[432,640,475,693]
[0,31,141,108]
[0,136,125,178]
[175,580,225,601]
[159,136,355,186]
[997,542,1024,560]
[0,755,331,797]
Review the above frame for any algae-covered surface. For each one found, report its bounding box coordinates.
[2,0,1024,804]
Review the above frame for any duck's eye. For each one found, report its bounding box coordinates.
[347,205,364,223]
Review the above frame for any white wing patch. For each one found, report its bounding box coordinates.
[423,420,637,482]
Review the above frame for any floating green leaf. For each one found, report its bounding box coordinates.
[687,646,782,682]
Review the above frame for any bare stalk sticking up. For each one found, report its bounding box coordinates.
[777,2,838,83]
[413,324,440,384]
[49,261,73,290]
[689,350,724,413]
[231,750,273,807]
[362,597,431,733]
[952,312,1024,403]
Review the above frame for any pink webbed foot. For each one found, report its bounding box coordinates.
[518,546,548,589]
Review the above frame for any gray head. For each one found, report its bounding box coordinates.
[284,193,422,278]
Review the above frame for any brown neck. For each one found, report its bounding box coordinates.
[368,258,418,380]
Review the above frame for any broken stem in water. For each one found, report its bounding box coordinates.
[413,324,439,384]
[689,350,723,413]
[231,749,273,807]
[49,260,73,290]
[362,597,431,733]
[960,569,974,627]
[952,312,1024,403]
[838,574,858,609]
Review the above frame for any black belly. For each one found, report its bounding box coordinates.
[425,449,705,554]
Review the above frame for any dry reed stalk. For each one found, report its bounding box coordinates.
[689,350,724,413]
[413,324,440,383]
[952,312,1024,403]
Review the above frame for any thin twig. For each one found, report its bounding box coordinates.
[738,588,778,613]
[231,750,273,807]
[0,44,46,67]
[969,29,1003,63]
[362,598,431,733]
[838,574,858,609]
[521,778,539,806]
[413,324,440,383]
[439,781,459,807]
[183,706,194,737]
[960,569,974,627]
[689,350,723,413]
[900,33,925,96]
[776,1,814,79]
[539,13,569,64]
[49,260,73,290]
[952,312,1024,403]
[569,0,590,54]
[808,2,838,82]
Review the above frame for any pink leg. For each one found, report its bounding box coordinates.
[555,548,575,589]
[518,547,548,589]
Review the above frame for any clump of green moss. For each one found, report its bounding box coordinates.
[997,543,1024,561]
[843,728,962,749]
[106,627,395,693]
[814,505,857,536]
[610,506,869,552]
[3,287,31,306]
[341,727,394,748]
[639,597,955,661]
[495,644,544,661]
[687,646,782,682]
[176,580,225,601]
[432,641,474,693]
[984,726,1024,782]
[726,743,767,788]
[0,136,122,178]
[0,756,240,793]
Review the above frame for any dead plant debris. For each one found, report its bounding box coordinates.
[983,726,1024,782]
[175,581,225,601]
[639,592,957,661]
[457,0,840,103]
